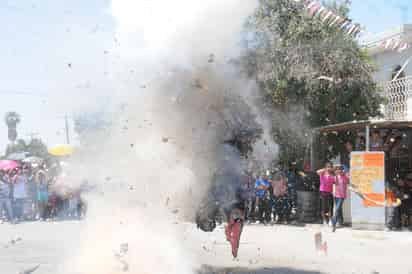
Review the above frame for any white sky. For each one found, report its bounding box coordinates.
[0,0,410,154]
[0,0,114,153]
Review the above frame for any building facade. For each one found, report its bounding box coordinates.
[362,24,412,120]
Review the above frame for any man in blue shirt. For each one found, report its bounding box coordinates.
[255,174,271,224]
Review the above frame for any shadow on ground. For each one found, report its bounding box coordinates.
[198,265,322,274]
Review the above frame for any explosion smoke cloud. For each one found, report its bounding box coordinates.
[57,1,281,273]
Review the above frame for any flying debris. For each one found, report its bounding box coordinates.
[314,232,328,255]
[11,237,22,245]
[119,243,128,255]
[193,78,203,89]
[317,75,334,82]
[19,265,40,274]
[114,243,129,272]
[5,237,23,247]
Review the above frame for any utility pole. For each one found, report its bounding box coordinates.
[65,114,70,144]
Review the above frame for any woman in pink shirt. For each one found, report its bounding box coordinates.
[332,165,349,232]
[317,162,336,225]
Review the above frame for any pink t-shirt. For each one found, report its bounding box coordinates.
[334,174,349,198]
[319,173,335,193]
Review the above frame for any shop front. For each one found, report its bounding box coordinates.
[312,120,412,230]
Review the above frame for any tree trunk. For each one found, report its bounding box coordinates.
[328,98,337,124]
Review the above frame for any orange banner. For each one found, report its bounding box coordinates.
[362,193,385,207]
[364,153,384,167]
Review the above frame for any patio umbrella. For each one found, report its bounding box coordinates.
[0,160,20,171]
[48,144,74,156]
[7,152,28,161]
[23,156,44,165]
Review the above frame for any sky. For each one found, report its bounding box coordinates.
[350,0,412,33]
[0,0,410,154]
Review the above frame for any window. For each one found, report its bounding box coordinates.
[391,65,405,80]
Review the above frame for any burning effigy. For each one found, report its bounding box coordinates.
[196,124,263,258]
[54,0,280,272]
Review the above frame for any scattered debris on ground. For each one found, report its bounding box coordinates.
[314,232,328,256]
[19,265,40,274]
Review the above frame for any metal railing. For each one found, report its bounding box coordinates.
[382,76,412,120]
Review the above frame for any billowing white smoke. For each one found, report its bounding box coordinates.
[59,1,281,274]
[111,0,258,66]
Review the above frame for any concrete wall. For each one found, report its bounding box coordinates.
[371,47,412,82]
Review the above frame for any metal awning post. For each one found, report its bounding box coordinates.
[310,133,314,170]
[365,125,370,151]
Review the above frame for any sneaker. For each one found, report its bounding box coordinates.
[328,220,333,227]
[332,225,336,232]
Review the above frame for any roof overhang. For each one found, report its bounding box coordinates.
[316,120,412,133]
[361,24,412,55]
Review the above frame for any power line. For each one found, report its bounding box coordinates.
[0,90,49,97]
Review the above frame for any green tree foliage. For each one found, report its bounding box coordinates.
[26,138,49,158]
[5,139,27,156]
[241,0,382,166]
[5,138,49,159]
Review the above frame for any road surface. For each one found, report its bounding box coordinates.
[1,221,412,274]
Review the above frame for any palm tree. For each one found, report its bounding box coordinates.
[4,111,21,143]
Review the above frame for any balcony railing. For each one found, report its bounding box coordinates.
[382,76,412,120]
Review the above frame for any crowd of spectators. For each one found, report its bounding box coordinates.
[0,164,85,224]
[238,164,302,225]
[238,162,350,232]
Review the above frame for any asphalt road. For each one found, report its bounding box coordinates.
[1,221,412,274]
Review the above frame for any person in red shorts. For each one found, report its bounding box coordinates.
[224,202,245,258]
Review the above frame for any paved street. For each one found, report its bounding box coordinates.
[1,221,412,274]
